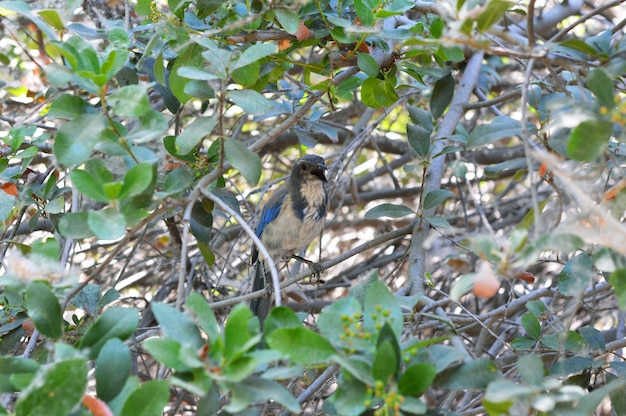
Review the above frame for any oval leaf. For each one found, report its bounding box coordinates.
[120,380,169,416]
[24,281,63,340]
[228,89,273,115]
[88,208,126,240]
[78,307,139,359]
[223,138,262,186]
[423,189,454,210]
[15,359,87,416]
[176,116,217,156]
[266,327,335,365]
[558,252,593,296]
[567,119,612,161]
[151,302,204,351]
[96,338,132,402]
[54,114,106,166]
[364,203,414,219]
[467,115,524,149]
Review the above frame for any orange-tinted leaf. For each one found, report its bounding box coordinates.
[22,318,35,336]
[83,395,114,416]
[604,179,626,201]
[278,39,291,50]
[539,162,548,178]
[295,22,310,41]
[1,183,18,196]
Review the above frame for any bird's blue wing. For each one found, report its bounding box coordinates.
[256,191,284,237]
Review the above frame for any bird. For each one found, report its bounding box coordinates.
[250,154,329,322]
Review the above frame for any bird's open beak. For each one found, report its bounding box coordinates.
[311,163,327,182]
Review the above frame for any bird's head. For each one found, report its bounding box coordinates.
[292,155,327,183]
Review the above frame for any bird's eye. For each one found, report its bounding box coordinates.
[299,162,307,171]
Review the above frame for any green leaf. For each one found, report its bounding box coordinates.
[120,380,169,416]
[0,357,40,393]
[88,208,126,240]
[176,66,219,81]
[266,327,336,365]
[69,169,109,202]
[526,299,546,317]
[399,364,437,397]
[425,215,451,228]
[587,69,614,108]
[318,297,370,352]
[467,115,527,148]
[15,359,87,416]
[549,356,594,377]
[542,330,587,352]
[407,106,433,132]
[226,376,300,414]
[224,304,260,362]
[264,306,302,333]
[423,189,454,210]
[228,89,273,115]
[361,77,399,108]
[517,354,544,386]
[119,163,154,200]
[364,203,414,219]
[96,338,132,402]
[37,9,63,31]
[558,252,593,296]
[429,344,466,372]
[357,52,379,78]
[511,336,536,350]
[476,0,513,33]
[373,339,397,382]
[185,292,221,346]
[429,16,444,38]
[0,190,16,224]
[430,72,454,119]
[558,38,598,56]
[24,281,62,339]
[484,379,534,403]
[143,338,204,372]
[175,116,217,155]
[274,9,300,34]
[578,377,626,415]
[224,138,262,186]
[0,1,58,40]
[163,168,194,194]
[326,369,369,415]
[57,212,93,239]
[54,114,106,166]
[567,119,613,161]
[69,283,101,315]
[107,85,151,117]
[435,358,501,390]
[170,43,205,103]
[354,0,375,26]
[151,302,204,351]
[520,312,541,339]
[610,268,626,310]
[78,307,139,359]
[231,43,277,71]
[440,46,465,62]
[400,397,427,414]
[231,61,260,88]
[407,123,431,157]
[364,280,403,340]
[48,94,88,119]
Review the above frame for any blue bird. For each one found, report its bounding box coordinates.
[250,155,328,321]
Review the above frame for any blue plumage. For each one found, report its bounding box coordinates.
[250,155,328,321]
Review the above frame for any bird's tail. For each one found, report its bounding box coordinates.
[250,260,271,324]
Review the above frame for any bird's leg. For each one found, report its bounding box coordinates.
[291,254,324,280]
